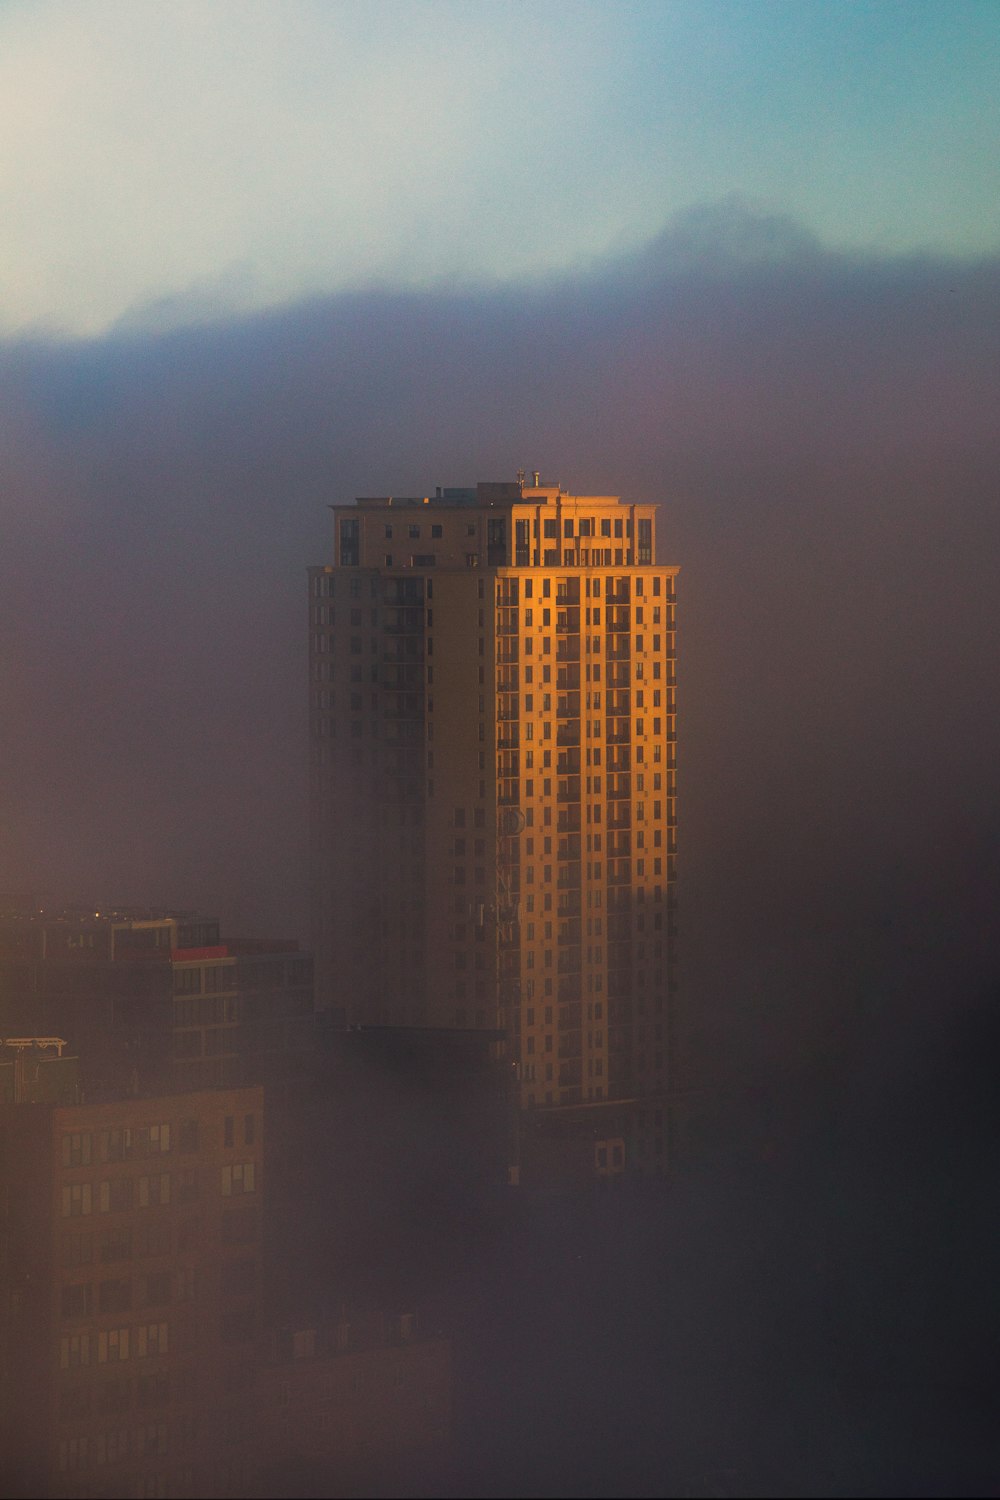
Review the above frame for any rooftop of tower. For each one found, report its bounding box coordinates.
[351,481,624,509]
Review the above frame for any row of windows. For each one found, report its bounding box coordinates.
[62,1211,257,1269]
[62,1125,173,1168]
[498,572,671,601]
[58,1369,191,1420]
[61,1162,255,1216]
[61,1256,254,1319]
[59,1323,169,1369]
[508,605,671,629]
[61,1270,185,1318]
[59,1422,172,1470]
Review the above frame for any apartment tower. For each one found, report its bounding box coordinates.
[309,479,678,1171]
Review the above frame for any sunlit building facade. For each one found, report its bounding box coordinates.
[309,479,678,1174]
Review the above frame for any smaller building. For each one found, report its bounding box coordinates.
[254,1310,452,1498]
[0,1081,264,1499]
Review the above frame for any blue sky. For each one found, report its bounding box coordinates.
[1,0,997,335]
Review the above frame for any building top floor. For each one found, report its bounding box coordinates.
[327,478,659,571]
[0,906,220,963]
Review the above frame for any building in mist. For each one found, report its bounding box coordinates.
[0,1083,264,1499]
[0,903,314,1097]
[309,477,678,1178]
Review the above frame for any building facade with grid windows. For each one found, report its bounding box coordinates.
[309,478,678,1179]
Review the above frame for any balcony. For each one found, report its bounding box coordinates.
[555,641,581,663]
[556,666,580,691]
[606,640,631,662]
[496,728,519,750]
[606,750,631,774]
[557,809,581,833]
[607,833,631,858]
[557,835,581,861]
[496,639,519,664]
[556,723,580,747]
[606,607,630,633]
[555,608,580,634]
[558,919,582,945]
[556,894,582,917]
[556,749,581,775]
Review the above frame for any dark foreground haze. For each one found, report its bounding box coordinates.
[2,202,999,1494]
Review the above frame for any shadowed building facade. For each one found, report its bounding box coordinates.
[309,478,678,1178]
[0,1085,264,1499]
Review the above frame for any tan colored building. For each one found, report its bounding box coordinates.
[309,478,678,1173]
[0,1085,264,1498]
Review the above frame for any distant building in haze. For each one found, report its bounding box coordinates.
[0,904,314,1097]
[0,1081,264,1499]
[308,477,678,1179]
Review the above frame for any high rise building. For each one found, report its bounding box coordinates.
[309,478,678,1176]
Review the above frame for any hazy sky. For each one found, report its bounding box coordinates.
[2,0,998,335]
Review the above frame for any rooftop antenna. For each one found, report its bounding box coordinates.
[516,468,525,490]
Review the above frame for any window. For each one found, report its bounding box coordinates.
[100,1226,132,1262]
[58,1436,89,1471]
[138,1173,170,1208]
[62,1230,93,1268]
[143,1271,172,1306]
[135,1221,172,1257]
[136,1322,169,1358]
[99,1178,134,1213]
[339,516,359,565]
[98,1327,130,1363]
[224,1116,234,1147]
[61,1132,92,1168]
[62,1182,92,1217]
[60,1333,91,1369]
[177,1169,199,1203]
[178,1118,199,1153]
[134,1422,168,1459]
[61,1282,93,1318]
[221,1162,256,1196]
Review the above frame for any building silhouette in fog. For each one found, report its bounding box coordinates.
[309,477,678,1178]
[0,1081,264,1498]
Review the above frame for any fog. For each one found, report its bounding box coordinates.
[2,200,999,1093]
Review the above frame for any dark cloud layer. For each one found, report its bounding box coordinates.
[2,201,999,1087]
